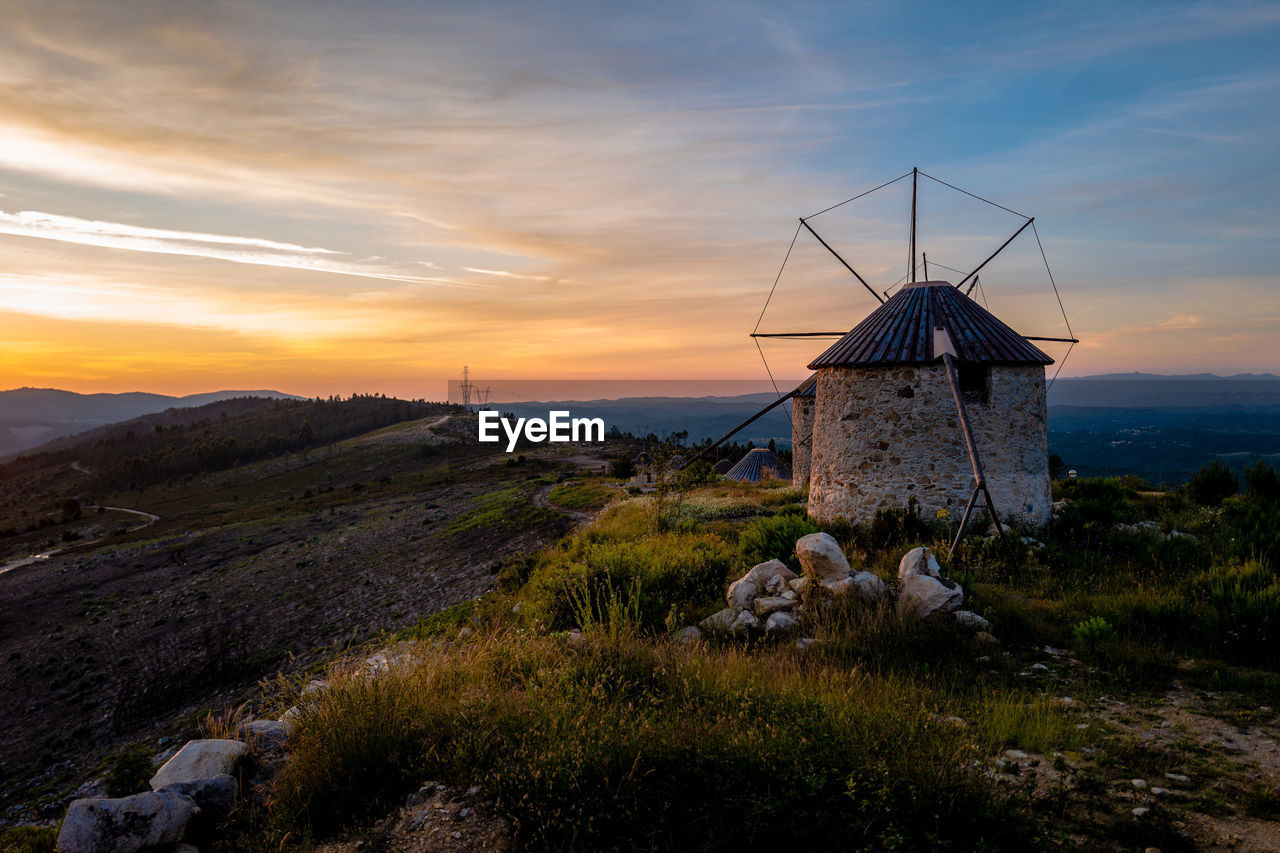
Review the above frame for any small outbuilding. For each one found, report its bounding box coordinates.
[724,448,792,483]
[712,458,734,475]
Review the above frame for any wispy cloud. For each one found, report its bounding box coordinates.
[463,267,551,281]
[0,209,479,286]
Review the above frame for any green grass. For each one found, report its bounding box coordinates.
[446,483,559,535]
[267,630,1041,851]
[547,478,617,510]
[0,826,57,853]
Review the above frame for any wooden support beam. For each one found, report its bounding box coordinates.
[940,351,1019,571]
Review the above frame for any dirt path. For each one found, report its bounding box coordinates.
[0,505,158,577]
[532,484,596,524]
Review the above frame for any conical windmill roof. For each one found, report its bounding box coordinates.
[807,281,1053,368]
[724,448,792,483]
[712,458,734,474]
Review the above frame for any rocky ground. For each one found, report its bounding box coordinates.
[0,415,612,825]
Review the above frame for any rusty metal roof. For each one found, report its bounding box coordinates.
[807,280,1053,368]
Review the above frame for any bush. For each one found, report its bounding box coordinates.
[522,532,734,631]
[1185,460,1239,506]
[1246,461,1280,502]
[1072,616,1118,649]
[737,514,818,572]
[609,453,636,479]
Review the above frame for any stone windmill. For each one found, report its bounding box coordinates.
[694,169,1077,561]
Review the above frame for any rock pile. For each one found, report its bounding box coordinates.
[58,725,291,853]
[690,537,991,641]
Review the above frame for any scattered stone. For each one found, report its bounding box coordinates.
[953,610,992,632]
[457,626,474,640]
[1029,663,1051,673]
[788,576,811,595]
[795,533,851,581]
[58,791,200,853]
[731,610,759,633]
[819,576,855,596]
[300,679,328,699]
[1117,520,1161,536]
[1165,772,1191,785]
[565,629,587,649]
[72,778,108,800]
[897,547,963,619]
[1131,806,1150,818]
[850,570,888,601]
[764,573,787,595]
[745,559,798,589]
[151,740,248,790]
[242,719,291,752]
[1003,749,1028,760]
[972,632,999,648]
[1131,778,1148,789]
[765,611,798,634]
[673,626,703,646]
[1052,499,1071,514]
[1151,787,1166,796]
[795,637,817,651]
[1020,537,1044,549]
[160,774,239,829]
[726,576,760,611]
[781,590,797,601]
[698,607,737,635]
[753,595,795,616]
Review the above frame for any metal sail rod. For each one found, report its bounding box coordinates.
[923,251,929,281]
[1022,336,1080,343]
[909,167,918,283]
[958,217,1035,294]
[685,389,797,466]
[750,332,846,338]
[940,352,1018,570]
[799,218,885,304]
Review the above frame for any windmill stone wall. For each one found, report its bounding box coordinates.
[806,364,1051,527]
[791,395,814,488]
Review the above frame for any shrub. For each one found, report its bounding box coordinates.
[1246,461,1280,502]
[737,514,818,572]
[1185,460,1239,506]
[609,452,636,479]
[1072,616,1118,649]
[522,532,734,631]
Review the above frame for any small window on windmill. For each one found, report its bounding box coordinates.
[957,363,990,405]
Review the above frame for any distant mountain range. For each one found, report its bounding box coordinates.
[0,388,300,457]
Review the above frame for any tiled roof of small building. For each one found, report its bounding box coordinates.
[807,280,1053,368]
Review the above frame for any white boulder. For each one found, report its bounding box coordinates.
[851,571,888,601]
[673,626,703,646]
[150,739,248,790]
[753,596,796,617]
[953,610,992,632]
[897,547,963,619]
[795,533,850,581]
[58,791,200,853]
[765,611,798,634]
[726,576,760,611]
[699,607,737,634]
[731,610,760,633]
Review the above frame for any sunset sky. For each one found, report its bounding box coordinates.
[1,0,1277,399]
